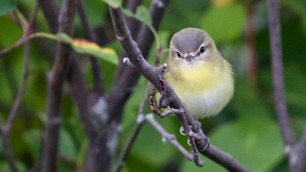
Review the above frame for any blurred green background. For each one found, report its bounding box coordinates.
[0,0,306,171]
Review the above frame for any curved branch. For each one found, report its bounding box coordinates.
[109,6,249,172]
[107,0,170,122]
[267,0,294,148]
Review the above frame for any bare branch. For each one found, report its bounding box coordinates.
[42,0,77,171]
[114,114,146,172]
[291,127,306,171]
[4,4,39,135]
[266,1,306,171]
[67,57,95,136]
[37,0,59,33]
[127,0,144,39]
[146,114,195,162]
[0,6,39,172]
[0,130,17,172]
[37,0,95,137]
[246,0,258,90]
[200,146,250,172]
[267,0,294,148]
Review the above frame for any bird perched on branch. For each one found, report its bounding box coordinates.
[165,27,234,119]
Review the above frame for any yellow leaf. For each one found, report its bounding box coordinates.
[212,0,234,7]
[72,39,118,65]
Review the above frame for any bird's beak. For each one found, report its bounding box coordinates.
[185,54,194,62]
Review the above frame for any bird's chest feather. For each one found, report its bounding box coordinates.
[166,61,221,93]
[165,60,234,118]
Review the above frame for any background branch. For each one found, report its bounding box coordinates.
[42,0,77,171]
[267,0,294,148]
[3,4,38,136]
[114,114,146,172]
[77,0,104,95]
[0,129,17,172]
[0,6,38,172]
[268,0,306,171]
[37,0,94,137]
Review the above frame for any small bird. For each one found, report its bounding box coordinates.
[165,28,234,119]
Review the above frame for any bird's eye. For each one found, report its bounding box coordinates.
[200,46,205,53]
[176,52,181,58]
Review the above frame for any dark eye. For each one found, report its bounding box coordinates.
[200,46,205,53]
[176,52,181,58]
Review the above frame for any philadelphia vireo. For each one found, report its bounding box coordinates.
[165,28,234,119]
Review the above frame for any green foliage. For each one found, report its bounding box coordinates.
[200,3,246,43]
[123,5,160,49]
[83,0,108,26]
[182,117,283,172]
[123,6,152,26]
[101,0,121,8]
[211,117,283,171]
[0,16,22,46]
[56,33,73,43]
[71,38,119,65]
[24,129,41,160]
[0,160,26,172]
[0,0,17,16]
[1,0,306,171]
[59,129,77,161]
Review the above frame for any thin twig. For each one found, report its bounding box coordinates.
[114,114,146,172]
[114,89,149,172]
[293,127,306,171]
[3,4,39,135]
[0,130,17,172]
[4,41,30,134]
[267,0,295,150]
[146,114,195,162]
[0,6,39,172]
[246,0,258,91]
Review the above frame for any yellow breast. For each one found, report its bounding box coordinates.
[165,58,234,119]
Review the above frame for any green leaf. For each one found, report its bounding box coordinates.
[134,6,152,26]
[71,39,118,65]
[83,0,108,26]
[210,117,283,171]
[0,0,17,16]
[24,130,41,160]
[0,16,22,46]
[56,33,72,43]
[200,3,245,43]
[0,161,26,172]
[123,5,152,27]
[101,0,121,8]
[60,129,76,160]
